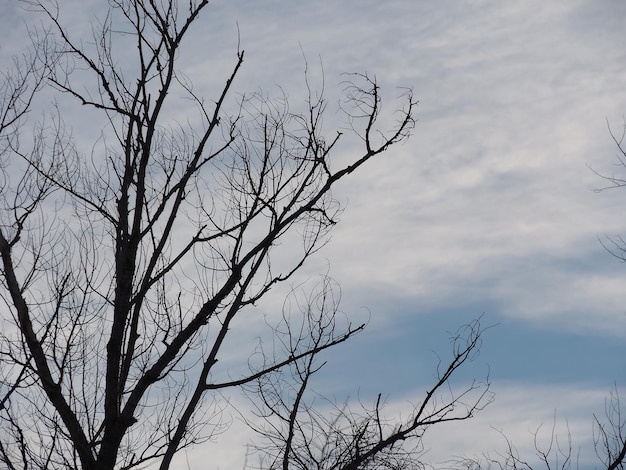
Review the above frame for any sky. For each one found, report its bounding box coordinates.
[3,1,626,468]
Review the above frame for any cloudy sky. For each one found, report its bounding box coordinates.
[3,0,626,468]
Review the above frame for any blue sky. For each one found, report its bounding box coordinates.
[3,0,626,468]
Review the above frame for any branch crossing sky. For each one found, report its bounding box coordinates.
[2,1,626,467]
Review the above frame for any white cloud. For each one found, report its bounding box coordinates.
[275,0,626,335]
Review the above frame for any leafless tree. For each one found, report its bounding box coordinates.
[592,388,626,470]
[451,416,578,470]
[0,1,490,469]
[592,118,626,265]
[245,315,491,470]
[451,390,626,470]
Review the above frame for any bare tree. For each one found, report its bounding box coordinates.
[245,314,491,470]
[452,390,626,470]
[0,2,490,469]
[592,118,626,265]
